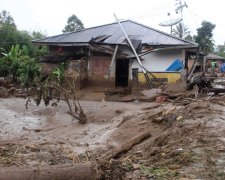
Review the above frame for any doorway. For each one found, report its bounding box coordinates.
[115,59,129,87]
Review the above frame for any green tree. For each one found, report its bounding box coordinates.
[0,10,31,53]
[30,31,48,58]
[185,34,194,41]
[62,14,84,33]
[32,31,46,40]
[215,43,225,58]
[0,10,47,57]
[17,30,33,53]
[194,21,216,54]
[0,10,15,27]
[0,23,19,52]
[172,23,190,39]
[0,10,18,52]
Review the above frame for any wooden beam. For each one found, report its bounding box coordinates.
[108,45,118,78]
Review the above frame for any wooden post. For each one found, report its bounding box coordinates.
[108,45,118,78]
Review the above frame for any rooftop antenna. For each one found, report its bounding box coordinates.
[159,12,183,34]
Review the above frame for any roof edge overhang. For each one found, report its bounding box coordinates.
[128,44,199,58]
[33,41,198,48]
[32,42,90,47]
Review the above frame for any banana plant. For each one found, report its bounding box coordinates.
[1,44,21,81]
[0,44,41,86]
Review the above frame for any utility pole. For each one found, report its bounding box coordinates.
[175,0,188,38]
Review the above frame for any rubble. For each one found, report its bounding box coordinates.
[0,86,9,98]
[187,73,212,91]
[0,79,27,98]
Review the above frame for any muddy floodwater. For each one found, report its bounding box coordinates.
[0,98,150,167]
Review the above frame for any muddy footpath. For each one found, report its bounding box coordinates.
[1,91,225,179]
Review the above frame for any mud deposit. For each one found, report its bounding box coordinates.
[1,97,225,179]
[98,99,225,179]
[0,98,150,167]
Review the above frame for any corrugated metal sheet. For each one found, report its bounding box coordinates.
[33,20,197,47]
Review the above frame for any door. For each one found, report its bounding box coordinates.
[115,59,129,87]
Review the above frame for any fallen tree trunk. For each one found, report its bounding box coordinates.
[0,163,96,180]
[101,130,151,161]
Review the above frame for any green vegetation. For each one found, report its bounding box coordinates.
[0,44,41,88]
[194,21,216,54]
[52,62,67,84]
[0,10,47,55]
[140,165,178,179]
[0,10,48,88]
[172,20,219,55]
[215,43,225,58]
[173,23,190,39]
[62,14,84,33]
[0,9,86,123]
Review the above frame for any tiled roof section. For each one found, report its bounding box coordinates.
[34,20,197,47]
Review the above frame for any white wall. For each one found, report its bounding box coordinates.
[132,49,183,72]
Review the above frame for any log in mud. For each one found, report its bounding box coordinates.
[101,130,151,161]
[0,163,96,180]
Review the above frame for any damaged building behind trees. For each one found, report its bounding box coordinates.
[33,20,199,89]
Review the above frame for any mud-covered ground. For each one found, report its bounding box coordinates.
[1,96,225,179]
[0,97,151,167]
[101,97,225,179]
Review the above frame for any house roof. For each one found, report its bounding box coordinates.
[33,20,198,47]
[206,53,225,60]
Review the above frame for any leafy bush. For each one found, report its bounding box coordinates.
[0,44,41,87]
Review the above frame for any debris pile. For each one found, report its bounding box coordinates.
[187,73,212,91]
[0,79,27,98]
[98,96,225,179]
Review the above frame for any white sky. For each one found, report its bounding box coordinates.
[1,0,224,45]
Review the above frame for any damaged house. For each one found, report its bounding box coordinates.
[33,20,199,89]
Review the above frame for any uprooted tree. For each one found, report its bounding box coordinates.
[27,62,87,124]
